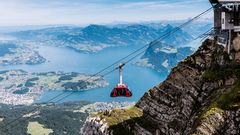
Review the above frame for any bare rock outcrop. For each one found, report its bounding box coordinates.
[233,36,240,62]
[233,36,240,52]
[81,116,109,135]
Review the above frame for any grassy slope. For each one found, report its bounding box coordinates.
[27,121,53,135]
[94,107,143,127]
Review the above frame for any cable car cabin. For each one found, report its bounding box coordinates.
[110,84,132,97]
[110,63,132,97]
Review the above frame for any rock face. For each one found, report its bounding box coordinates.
[81,117,110,135]
[233,36,240,52]
[233,36,240,62]
[82,39,240,135]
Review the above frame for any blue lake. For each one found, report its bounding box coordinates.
[0,45,168,103]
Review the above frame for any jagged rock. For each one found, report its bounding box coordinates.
[225,77,237,86]
[193,108,226,135]
[81,117,110,135]
[235,52,240,62]
[233,36,240,62]
[233,36,240,52]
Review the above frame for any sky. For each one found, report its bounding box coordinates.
[0,0,212,26]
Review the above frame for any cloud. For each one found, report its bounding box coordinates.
[0,0,211,26]
[119,0,207,8]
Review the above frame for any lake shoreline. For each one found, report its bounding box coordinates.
[0,70,108,105]
[0,45,166,104]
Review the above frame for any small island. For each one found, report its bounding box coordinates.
[0,70,108,105]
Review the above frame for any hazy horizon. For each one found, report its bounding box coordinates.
[0,0,212,27]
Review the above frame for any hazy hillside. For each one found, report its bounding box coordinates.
[10,24,193,53]
[136,42,194,73]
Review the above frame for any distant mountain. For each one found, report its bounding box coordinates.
[167,21,213,38]
[142,21,213,38]
[136,42,194,73]
[134,21,212,73]
[10,24,193,53]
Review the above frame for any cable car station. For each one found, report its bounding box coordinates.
[210,0,240,57]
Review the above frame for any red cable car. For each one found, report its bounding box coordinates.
[110,63,132,97]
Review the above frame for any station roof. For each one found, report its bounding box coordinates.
[210,0,240,3]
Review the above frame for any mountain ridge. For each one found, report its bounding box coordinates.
[10,24,193,53]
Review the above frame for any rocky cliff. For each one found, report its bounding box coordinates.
[82,38,240,135]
